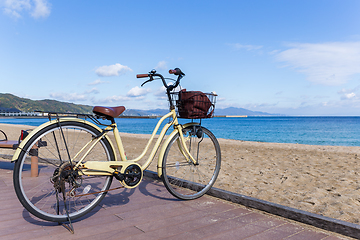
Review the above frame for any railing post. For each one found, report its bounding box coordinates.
[30,145,38,177]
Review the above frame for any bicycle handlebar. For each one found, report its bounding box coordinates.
[137,68,185,109]
[137,68,185,90]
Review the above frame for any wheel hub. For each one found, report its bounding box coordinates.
[51,162,82,194]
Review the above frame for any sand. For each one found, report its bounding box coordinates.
[1,122,360,224]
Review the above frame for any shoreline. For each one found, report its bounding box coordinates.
[0,122,360,147]
[1,123,360,225]
[1,121,360,149]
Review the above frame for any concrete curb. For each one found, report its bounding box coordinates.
[144,170,360,239]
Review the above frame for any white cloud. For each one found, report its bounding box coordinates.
[154,86,166,96]
[3,7,20,18]
[31,0,50,18]
[338,87,360,100]
[95,63,132,77]
[95,95,131,104]
[49,92,87,102]
[345,92,356,99]
[154,86,168,100]
[2,0,31,18]
[88,79,109,86]
[228,43,263,51]
[85,88,99,94]
[155,61,167,70]
[276,42,360,85]
[50,87,100,102]
[1,0,50,19]
[126,86,151,97]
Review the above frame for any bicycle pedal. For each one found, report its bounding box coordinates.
[113,171,124,181]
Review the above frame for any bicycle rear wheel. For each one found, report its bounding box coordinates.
[13,121,114,222]
[161,125,221,200]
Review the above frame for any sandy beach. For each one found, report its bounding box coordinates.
[1,123,360,225]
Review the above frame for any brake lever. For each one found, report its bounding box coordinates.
[141,79,152,87]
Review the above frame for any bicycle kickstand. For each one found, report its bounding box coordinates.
[60,183,75,234]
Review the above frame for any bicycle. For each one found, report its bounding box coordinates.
[12,68,221,230]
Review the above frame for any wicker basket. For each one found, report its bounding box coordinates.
[170,90,217,119]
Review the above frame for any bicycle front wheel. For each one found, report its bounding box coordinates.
[13,121,115,222]
[161,125,221,200]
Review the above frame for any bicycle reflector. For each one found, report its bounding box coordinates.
[20,130,29,141]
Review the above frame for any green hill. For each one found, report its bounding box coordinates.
[0,93,93,114]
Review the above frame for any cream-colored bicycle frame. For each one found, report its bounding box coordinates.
[12,108,199,188]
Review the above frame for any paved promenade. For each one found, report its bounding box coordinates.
[0,160,352,239]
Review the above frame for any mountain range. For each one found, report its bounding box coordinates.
[0,93,279,116]
[0,93,93,114]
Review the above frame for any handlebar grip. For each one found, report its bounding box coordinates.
[136,74,149,78]
[169,68,185,76]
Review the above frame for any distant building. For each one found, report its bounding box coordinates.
[0,107,21,113]
[0,107,40,117]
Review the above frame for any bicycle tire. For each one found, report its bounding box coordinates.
[13,121,115,222]
[161,125,221,200]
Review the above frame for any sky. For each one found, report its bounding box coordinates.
[1,0,360,116]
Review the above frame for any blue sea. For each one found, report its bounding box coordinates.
[1,116,360,147]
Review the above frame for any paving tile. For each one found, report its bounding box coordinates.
[162,215,254,240]
[119,203,196,227]
[202,223,269,240]
[244,228,297,240]
[3,223,71,240]
[285,229,331,240]
[0,200,23,211]
[116,200,185,220]
[134,207,210,232]
[213,206,252,220]
[323,235,353,240]
[250,216,288,229]
[72,226,143,240]
[121,232,158,240]
[270,222,306,234]
[35,216,130,240]
[183,197,237,214]
[232,211,268,225]
[0,218,59,238]
[135,212,225,239]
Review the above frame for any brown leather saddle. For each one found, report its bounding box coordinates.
[93,106,125,119]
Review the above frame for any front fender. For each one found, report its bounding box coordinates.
[11,118,117,162]
[157,122,200,177]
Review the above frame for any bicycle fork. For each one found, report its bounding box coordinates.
[176,125,203,165]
